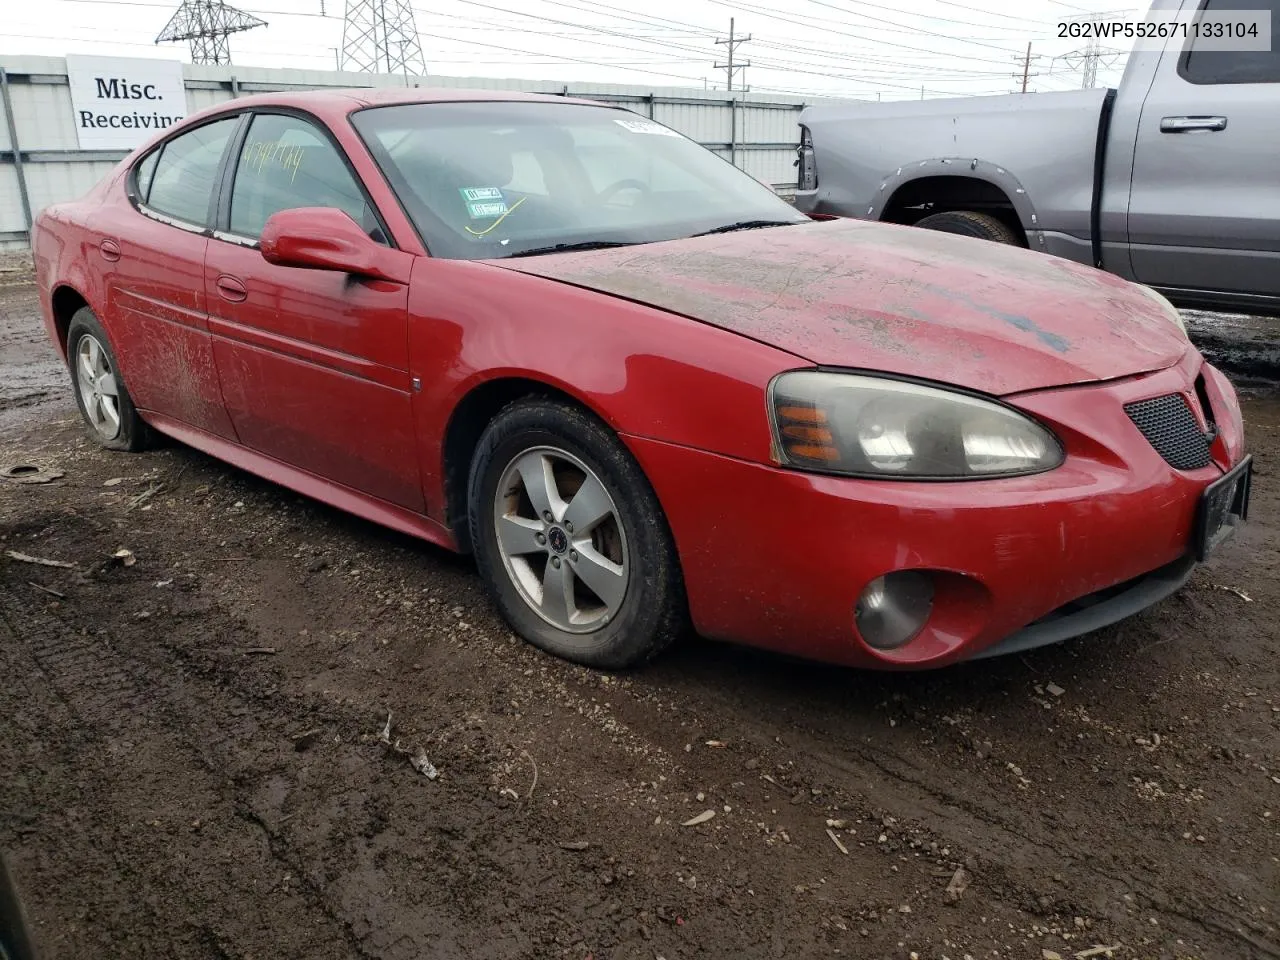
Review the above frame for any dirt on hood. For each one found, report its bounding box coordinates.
[493,218,1191,396]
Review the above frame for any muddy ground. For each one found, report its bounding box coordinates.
[1,271,1278,960]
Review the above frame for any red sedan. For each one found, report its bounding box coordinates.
[33,88,1251,670]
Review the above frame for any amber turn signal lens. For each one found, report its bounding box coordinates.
[781,424,833,442]
[777,405,827,424]
[775,403,839,463]
[787,443,840,462]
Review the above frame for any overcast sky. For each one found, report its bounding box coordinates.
[3,0,1137,100]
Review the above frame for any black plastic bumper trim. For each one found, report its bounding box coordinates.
[965,552,1197,661]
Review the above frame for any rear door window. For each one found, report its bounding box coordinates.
[1181,0,1280,84]
[146,117,240,226]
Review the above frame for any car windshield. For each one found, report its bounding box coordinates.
[350,100,808,259]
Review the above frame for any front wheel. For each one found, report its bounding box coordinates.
[467,397,687,670]
[914,210,1022,245]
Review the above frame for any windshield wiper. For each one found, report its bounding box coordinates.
[507,240,638,258]
[691,219,803,237]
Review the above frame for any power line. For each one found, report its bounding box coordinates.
[695,0,1025,66]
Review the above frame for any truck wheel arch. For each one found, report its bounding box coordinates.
[872,162,1041,249]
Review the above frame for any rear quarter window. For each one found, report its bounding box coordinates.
[133,149,160,202]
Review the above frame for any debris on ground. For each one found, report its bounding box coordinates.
[408,748,439,780]
[944,866,970,903]
[521,749,538,801]
[375,712,439,781]
[558,840,591,851]
[825,827,849,855]
[5,550,76,569]
[681,810,716,827]
[1074,947,1122,959]
[1,463,64,485]
[26,581,67,599]
[244,647,278,656]
[1046,682,1066,697]
[1213,584,1254,602]
[110,548,136,567]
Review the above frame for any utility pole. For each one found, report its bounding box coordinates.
[1014,41,1043,93]
[714,17,751,92]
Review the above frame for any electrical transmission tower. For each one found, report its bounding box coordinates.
[1057,37,1123,88]
[155,0,266,65]
[340,0,427,77]
[1054,10,1127,88]
[714,17,751,92]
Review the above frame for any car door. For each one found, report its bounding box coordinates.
[1128,0,1280,301]
[92,114,243,438]
[204,110,423,511]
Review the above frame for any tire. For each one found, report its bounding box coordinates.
[66,307,154,452]
[467,396,687,670]
[914,210,1022,245]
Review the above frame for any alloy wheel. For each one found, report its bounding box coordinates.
[492,445,629,633]
[76,334,122,441]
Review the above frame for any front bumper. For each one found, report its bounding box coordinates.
[625,352,1246,669]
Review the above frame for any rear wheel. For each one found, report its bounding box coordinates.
[67,307,153,451]
[468,397,687,670]
[914,210,1021,245]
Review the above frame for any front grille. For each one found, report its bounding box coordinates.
[1124,393,1213,470]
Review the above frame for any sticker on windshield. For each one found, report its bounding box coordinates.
[613,118,681,137]
[460,186,504,202]
[466,200,508,219]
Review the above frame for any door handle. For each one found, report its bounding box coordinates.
[99,239,121,262]
[1160,116,1228,133]
[215,274,248,302]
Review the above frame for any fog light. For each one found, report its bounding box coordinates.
[855,571,934,650]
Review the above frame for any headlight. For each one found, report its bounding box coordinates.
[1135,284,1187,336]
[769,371,1064,479]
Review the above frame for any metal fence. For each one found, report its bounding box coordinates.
[0,55,838,248]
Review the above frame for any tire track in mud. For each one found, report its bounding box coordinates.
[0,571,367,960]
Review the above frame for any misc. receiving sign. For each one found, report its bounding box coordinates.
[66,55,188,150]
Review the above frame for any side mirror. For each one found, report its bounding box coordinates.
[260,207,412,284]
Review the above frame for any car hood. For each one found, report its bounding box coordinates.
[491,218,1190,395]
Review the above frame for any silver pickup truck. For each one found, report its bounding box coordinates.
[794,0,1280,318]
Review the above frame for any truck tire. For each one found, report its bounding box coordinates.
[914,211,1022,246]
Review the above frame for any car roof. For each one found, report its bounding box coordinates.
[185,86,614,126]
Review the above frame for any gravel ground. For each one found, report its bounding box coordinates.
[1,277,1278,960]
